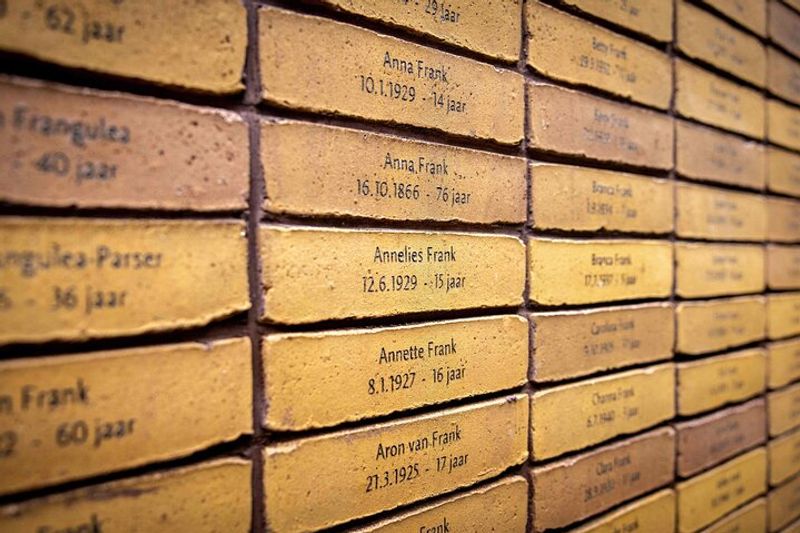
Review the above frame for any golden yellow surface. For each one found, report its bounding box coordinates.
[263,315,527,430]
[259,7,524,144]
[0,217,249,344]
[675,242,765,298]
[531,303,674,382]
[528,238,673,305]
[676,296,766,355]
[675,59,765,139]
[677,348,766,416]
[261,120,526,224]
[530,363,675,460]
[0,0,246,93]
[530,163,673,233]
[263,395,528,532]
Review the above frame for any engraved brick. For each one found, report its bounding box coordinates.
[769,474,800,531]
[263,394,528,532]
[261,119,526,224]
[769,337,800,389]
[769,146,800,198]
[677,1,766,87]
[698,0,766,37]
[769,382,800,437]
[259,7,524,144]
[530,363,675,460]
[769,0,800,59]
[528,238,673,306]
[676,120,766,190]
[675,59,765,139]
[676,448,767,533]
[769,429,800,486]
[527,83,673,169]
[353,476,527,533]
[769,196,800,242]
[572,489,676,533]
[530,163,673,234]
[676,296,766,355]
[531,428,676,532]
[768,47,800,106]
[0,339,251,495]
[677,348,767,416]
[675,399,767,478]
[0,459,251,532]
[263,315,527,431]
[702,498,767,533]
[676,182,767,241]
[0,0,246,93]
[0,218,249,345]
[530,303,674,383]
[768,292,800,340]
[768,98,800,151]
[675,242,765,299]
[561,0,672,41]
[260,226,525,324]
[769,244,800,289]
[314,0,521,61]
[526,1,671,109]
[0,76,248,210]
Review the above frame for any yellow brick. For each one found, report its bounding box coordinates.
[531,428,676,531]
[702,498,767,533]
[0,459,251,532]
[769,0,800,59]
[769,473,800,531]
[769,244,800,289]
[677,448,767,533]
[769,337,800,389]
[768,146,800,198]
[530,163,673,234]
[527,83,673,169]
[677,348,767,416]
[530,363,675,460]
[561,0,672,41]
[263,395,528,532]
[260,226,524,324]
[572,489,676,533]
[769,196,800,242]
[676,182,767,241]
[768,98,800,151]
[0,0,245,93]
[676,120,766,190]
[675,59,765,139]
[314,0,521,61]
[698,0,766,37]
[526,1,671,109]
[675,242,765,298]
[676,296,766,355]
[769,292,800,340]
[786,0,800,12]
[0,218,249,345]
[263,315,527,430]
[769,383,800,437]
[530,303,674,382]
[353,476,527,533]
[677,1,766,87]
[768,47,800,106]
[0,76,248,210]
[528,238,673,306]
[769,429,800,486]
[261,120,526,224]
[259,7,524,144]
[0,339,251,495]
